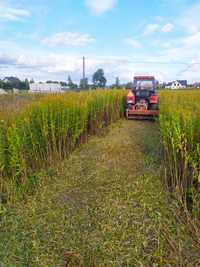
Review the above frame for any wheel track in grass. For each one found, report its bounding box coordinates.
[0,120,199,267]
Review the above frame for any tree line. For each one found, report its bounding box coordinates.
[0,77,30,91]
[67,69,130,90]
[0,69,133,92]
[68,68,108,90]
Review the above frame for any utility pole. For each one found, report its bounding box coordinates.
[81,56,89,90]
[83,56,86,80]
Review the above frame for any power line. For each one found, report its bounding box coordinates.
[107,59,200,66]
[89,57,200,66]
[79,56,200,81]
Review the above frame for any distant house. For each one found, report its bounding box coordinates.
[3,77,20,84]
[165,80,187,89]
[30,83,64,93]
[193,82,200,88]
[165,82,172,89]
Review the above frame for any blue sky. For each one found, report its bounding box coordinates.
[0,0,200,83]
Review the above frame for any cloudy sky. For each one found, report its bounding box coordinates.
[0,0,200,83]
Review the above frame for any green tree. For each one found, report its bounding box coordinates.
[115,77,120,88]
[2,82,12,91]
[67,75,73,86]
[19,81,26,90]
[125,82,133,90]
[67,75,78,90]
[92,69,107,88]
[60,81,67,86]
[25,79,30,90]
[71,83,78,90]
[5,77,20,89]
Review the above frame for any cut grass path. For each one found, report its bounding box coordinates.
[0,120,199,267]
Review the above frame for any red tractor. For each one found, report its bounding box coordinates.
[125,76,159,119]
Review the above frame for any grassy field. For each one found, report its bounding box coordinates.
[0,93,43,120]
[1,120,199,267]
[0,90,125,199]
[159,90,200,217]
[0,90,200,266]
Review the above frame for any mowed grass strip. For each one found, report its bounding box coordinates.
[0,120,199,267]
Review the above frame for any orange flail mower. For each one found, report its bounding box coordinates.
[125,76,159,120]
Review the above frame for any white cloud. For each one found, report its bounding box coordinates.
[42,32,95,47]
[153,3,200,80]
[1,36,200,84]
[162,23,174,33]
[182,32,200,46]
[143,24,159,35]
[0,38,197,83]
[178,3,200,33]
[85,0,117,15]
[0,47,167,84]
[0,2,31,21]
[125,38,142,49]
[153,30,200,81]
[2,47,200,84]
[143,22,174,35]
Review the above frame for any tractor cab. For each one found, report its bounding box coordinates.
[126,76,159,119]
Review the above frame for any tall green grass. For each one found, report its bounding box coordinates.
[159,90,200,216]
[0,90,125,195]
[0,93,43,121]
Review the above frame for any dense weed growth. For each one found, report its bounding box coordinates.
[0,90,125,193]
[159,90,200,216]
[0,93,43,121]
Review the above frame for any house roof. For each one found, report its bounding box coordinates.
[166,82,172,86]
[4,77,20,83]
[177,80,187,86]
[165,80,187,87]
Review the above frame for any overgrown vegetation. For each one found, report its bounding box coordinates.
[0,90,125,197]
[159,90,200,217]
[0,93,43,120]
[1,121,199,267]
[0,90,200,266]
